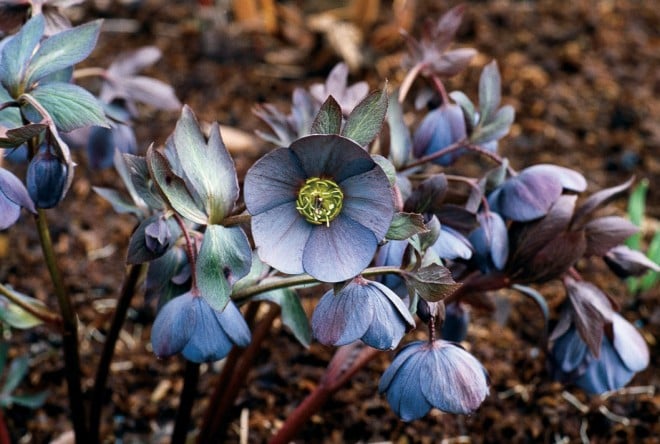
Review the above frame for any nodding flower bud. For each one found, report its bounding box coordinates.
[26,150,68,209]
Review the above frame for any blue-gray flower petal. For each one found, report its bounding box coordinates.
[340,167,394,240]
[244,147,306,215]
[252,202,313,275]
[303,214,378,282]
[150,292,196,358]
[291,135,374,182]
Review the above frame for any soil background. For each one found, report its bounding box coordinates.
[1,0,659,443]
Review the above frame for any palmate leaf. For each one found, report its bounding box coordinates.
[0,290,45,329]
[196,225,252,312]
[146,145,208,224]
[386,212,428,241]
[341,88,388,147]
[27,83,108,132]
[0,14,44,95]
[172,106,239,224]
[24,19,102,87]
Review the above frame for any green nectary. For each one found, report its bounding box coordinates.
[295,177,344,226]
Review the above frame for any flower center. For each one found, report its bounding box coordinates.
[296,177,344,226]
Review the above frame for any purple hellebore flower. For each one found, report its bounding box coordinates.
[412,104,467,166]
[150,292,251,363]
[487,164,586,222]
[244,134,395,283]
[549,312,649,394]
[0,167,36,230]
[26,149,68,209]
[311,277,415,350]
[87,122,137,170]
[379,340,489,420]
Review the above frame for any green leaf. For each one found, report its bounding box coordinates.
[172,106,239,224]
[404,263,461,302]
[0,123,46,148]
[196,225,252,312]
[2,356,29,395]
[341,88,388,147]
[28,83,108,132]
[478,60,501,124]
[92,187,143,217]
[371,154,396,186]
[310,96,342,135]
[146,146,208,224]
[470,105,514,144]
[386,212,428,240]
[639,230,660,291]
[449,90,476,132]
[386,91,412,168]
[0,291,46,329]
[254,289,311,348]
[0,14,44,95]
[625,179,648,250]
[123,153,165,210]
[9,391,49,409]
[25,20,102,87]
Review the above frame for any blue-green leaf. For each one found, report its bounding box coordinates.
[310,96,342,135]
[341,88,388,147]
[25,20,102,87]
[254,289,311,348]
[386,91,412,168]
[478,60,501,124]
[196,225,252,312]
[470,105,514,144]
[386,212,428,240]
[93,187,142,217]
[8,391,49,409]
[449,90,476,132]
[28,83,108,132]
[146,145,208,224]
[123,153,165,211]
[0,14,44,95]
[172,106,239,224]
[0,291,46,329]
[0,123,46,148]
[2,356,29,395]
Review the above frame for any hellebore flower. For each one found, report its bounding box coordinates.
[379,340,489,420]
[87,122,137,169]
[488,164,586,222]
[244,134,395,283]
[151,292,251,363]
[26,149,68,209]
[412,104,467,165]
[549,312,649,394]
[311,277,415,350]
[0,167,36,230]
[468,211,508,273]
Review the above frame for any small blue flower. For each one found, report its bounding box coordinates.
[550,312,649,394]
[0,167,35,230]
[311,277,414,350]
[244,134,394,283]
[412,104,466,165]
[379,340,489,420]
[151,292,251,363]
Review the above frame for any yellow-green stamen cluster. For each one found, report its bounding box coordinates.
[296,177,344,226]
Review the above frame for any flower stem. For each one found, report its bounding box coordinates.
[222,213,251,227]
[198,303,281,443]
[171,361,200,444]
[0,409,10,444]
[231,266,404,304]
[172,214,198,292]
[401,139,468,171]
[89,263,145,443]
[34,208,88,441]
[0,282,61,326]
[269,343,380,444]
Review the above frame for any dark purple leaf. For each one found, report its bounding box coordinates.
[584,216,639,256]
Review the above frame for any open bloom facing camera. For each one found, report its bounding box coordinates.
[379,340,489,420]
[244,134,394,283]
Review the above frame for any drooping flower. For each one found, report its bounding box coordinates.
[311,277,415,350]
[150,291,251,363]
[0,167,36,230]
[379,340,489,420]
[549,312,649,394]
[244,134,395,283]
[26,148,68,209]
[412,104,467,165]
